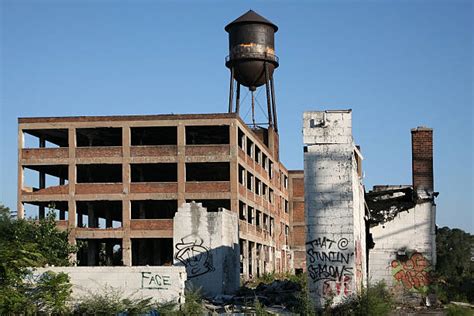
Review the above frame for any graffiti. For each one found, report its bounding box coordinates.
[141,272,171,289]
[306,236,354,297]
[391,252,431,291]
[175,237,215,279]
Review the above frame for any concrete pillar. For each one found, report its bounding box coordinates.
[242,239,249,277]
[177,123,185,207]
[105,209,113,228]
[17,128,25,219]
[87,240,97,266]
[67,127,77,264]
[39,137,46,219]
[105,240,114,265]
[87,203,96,228]
[122,126,131,266]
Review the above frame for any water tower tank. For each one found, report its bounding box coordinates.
[225,10,279,91]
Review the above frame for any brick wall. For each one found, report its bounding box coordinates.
[411,127,433,192]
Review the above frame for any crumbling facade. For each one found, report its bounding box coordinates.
[17,113,291,278]
[366,127,437,297]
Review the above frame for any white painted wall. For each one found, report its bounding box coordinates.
[173,202,240,296]
[368,200,436,292]
[34,266,186,304]
[303,110,366,307]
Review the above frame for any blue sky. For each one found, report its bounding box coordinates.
[1,0,472,232]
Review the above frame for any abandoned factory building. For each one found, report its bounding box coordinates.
[16,10,437,305]
[17,113,293,277]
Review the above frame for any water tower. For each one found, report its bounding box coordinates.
[225,10,279,132]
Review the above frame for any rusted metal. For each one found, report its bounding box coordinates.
[225,10,278,89]
[225,10,280,132]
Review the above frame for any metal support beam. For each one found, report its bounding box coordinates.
[264,63,273,127]
[236,83,241,114]
[270,77,278,132]
[228,67,234,113]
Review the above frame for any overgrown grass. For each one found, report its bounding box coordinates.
[445,304,473,316]
[330,281,393,316]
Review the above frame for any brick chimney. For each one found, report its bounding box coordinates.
[411,127,433,193]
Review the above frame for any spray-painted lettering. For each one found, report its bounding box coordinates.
[141,272,172,289]
[391,252,430,291]
[306,236,354,297]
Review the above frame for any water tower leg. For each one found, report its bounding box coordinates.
[236,83,241,114]
[228,67,234,113]
[264,63,273,127]
[270,77,278,132]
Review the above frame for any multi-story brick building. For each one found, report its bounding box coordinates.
[17,113,292,277]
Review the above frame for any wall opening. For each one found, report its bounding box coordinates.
[239,201,246,221]
[131,238,173,266]
[131,126,177,145]
[23,129,68,148]
[77,238,123,266]
[23,201,68,220]
[186,199,231,212]
[131,200,177,219]
[185,125,229,145]
[23,165,68,192]
[186,162,230,181]
[131,163,177,182]
[76,127,122,147]
[76,201,122,228]
[77,164,122,183]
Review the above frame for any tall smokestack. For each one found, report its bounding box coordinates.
[411,127,434,194]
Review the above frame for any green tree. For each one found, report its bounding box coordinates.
[0,203,75,313]
[435,226,474,303]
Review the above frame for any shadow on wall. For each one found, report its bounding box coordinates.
[173,239,240,297]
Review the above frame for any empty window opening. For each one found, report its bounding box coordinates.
[255,178,262,195]
[239,201,246,221]
[23,165,68,192]
[186,162,230,181]
[248,241,254,275]
[246,171,253,191]
[132,238,173,266]
[76,201,122,228]
[131,163,177,182]
[77,239,122,266]
[263,214,269,231]
[131,126,177,146]
[131,200,177,219]
[256,210,261,227]
[23,201,68,220]
[77,164,122,183]
[246,138,254,158]
[269,161,274,178]
[269,189,274,203]
[255,146,261,164]
[284,199,289,213]
[186,199,231,212]
[270,217,274,236]
[185,125,229,145]
[238,165,245,185]
[262,184,268,198]
[23,129,68,148]
[283,175,288,189]
[76,127,122,147]
[262,154,268,171]
[238,128,245,150]
[239,239,245,274]
[247,206,254,224]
